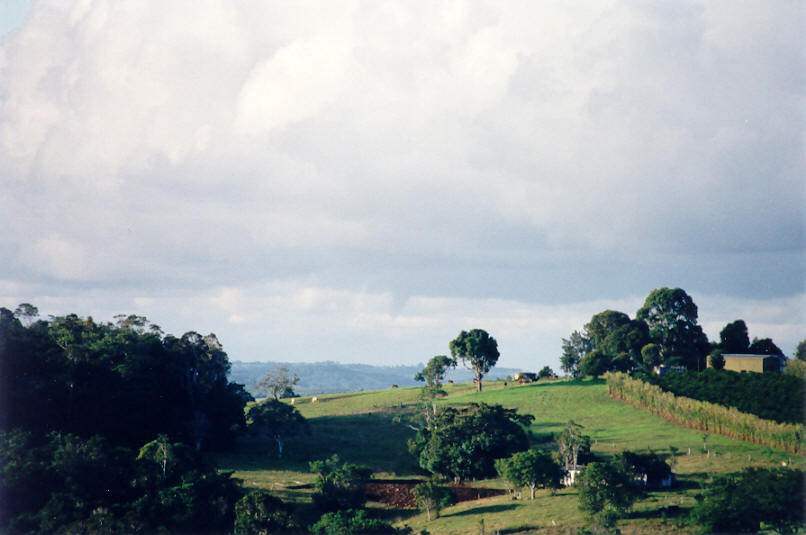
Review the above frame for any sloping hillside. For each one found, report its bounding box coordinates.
[215,379,801,534]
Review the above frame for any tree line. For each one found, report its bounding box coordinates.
[0,305,255,534]
[560,287,789,379]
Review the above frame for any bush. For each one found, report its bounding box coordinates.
[310,455,373,513]
[691,467,804,534]
[233,490,295,535]
[576,461,643,518]
[310,509,395,535]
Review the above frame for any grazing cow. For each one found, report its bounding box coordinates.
[391,384,398,388]
[290,398,295,405]
[311,396,318,403]
[447,380,454,384]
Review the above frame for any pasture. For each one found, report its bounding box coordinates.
[213,378,801,534]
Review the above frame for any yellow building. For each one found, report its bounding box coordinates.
[717,354,785,373]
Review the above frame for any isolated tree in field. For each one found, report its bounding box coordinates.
[496,449,564,499]
[450,329,500,392]
[579,349,611,378]
[411,480,456,521]
[561,330,592,377]
[415,355,456,427]
[410,402,533,481]
[247,399,307,458]
[558,421,591,472]
[636,287,709,370]
[255,366,299,399]
[719,319,750,353]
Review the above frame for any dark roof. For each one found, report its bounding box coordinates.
[721,354,785,359]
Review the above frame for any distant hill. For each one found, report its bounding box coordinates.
[229,360,523,396]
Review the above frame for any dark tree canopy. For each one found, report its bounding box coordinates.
[719,319,750,353]
[797,339,806,362]
[579,349,611,378]
[247,399,308,458]
[585,310,631,349]
[748,337,783,356]
[449,329,500,392]
[409,402,533,481]
[560,329,591,377]
[636,287,709,370]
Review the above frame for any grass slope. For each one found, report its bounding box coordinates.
[214,379,801,534]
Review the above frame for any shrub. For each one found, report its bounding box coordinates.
[310,509,395,535]
[233,490,295,535]
[309,455,373,512]
[691,467,804,534]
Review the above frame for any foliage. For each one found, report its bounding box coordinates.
[310,509,395,535]
[784,359,806,379]
[411,480,457,521]
[233,490,296,535]
[796,339,806,361]
[606,372,803,453]
[247,399,308,458]
[0,431,241,535]
[577,461,643,520]
[557,421,592,472]
[254,366,300,400]
[748,337,783,356]
[708,349,725,370]
[0,306,251,450]
[495,449,564,499]
[690,467,804,534]
[414,355,456,386]
[636,287,709,370]
[640,343,661,369]
[409,402,533,481]
[638,368,804,424]
[719,319,750,353]
[537,366,555,379]
[309,455,373,513]
[612,450,670,487]
[579,350,611,378]
[449,329,500,392]
[560,330,591,377]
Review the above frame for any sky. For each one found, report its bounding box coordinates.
[0,1,803,370]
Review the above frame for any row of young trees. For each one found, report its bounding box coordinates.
[606,372,803,453]
[638,368,804,424]
[560,288,787,378]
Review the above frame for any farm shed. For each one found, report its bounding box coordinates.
[716,354,785,373]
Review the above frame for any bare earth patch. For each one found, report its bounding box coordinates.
[366,479,506,508]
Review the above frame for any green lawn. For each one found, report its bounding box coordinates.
[214,378,801,534]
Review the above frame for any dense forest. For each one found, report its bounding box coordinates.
[636,368,804,424]
[0,306,253,534]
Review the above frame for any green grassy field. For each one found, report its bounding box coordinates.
[214,378,802,534]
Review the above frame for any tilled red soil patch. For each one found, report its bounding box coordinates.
[365,479,506,508]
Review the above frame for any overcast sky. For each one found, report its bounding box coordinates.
[1,1,803,370]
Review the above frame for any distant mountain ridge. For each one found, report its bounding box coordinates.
[229,360,524,396]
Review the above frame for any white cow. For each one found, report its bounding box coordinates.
[311,396,318,403]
